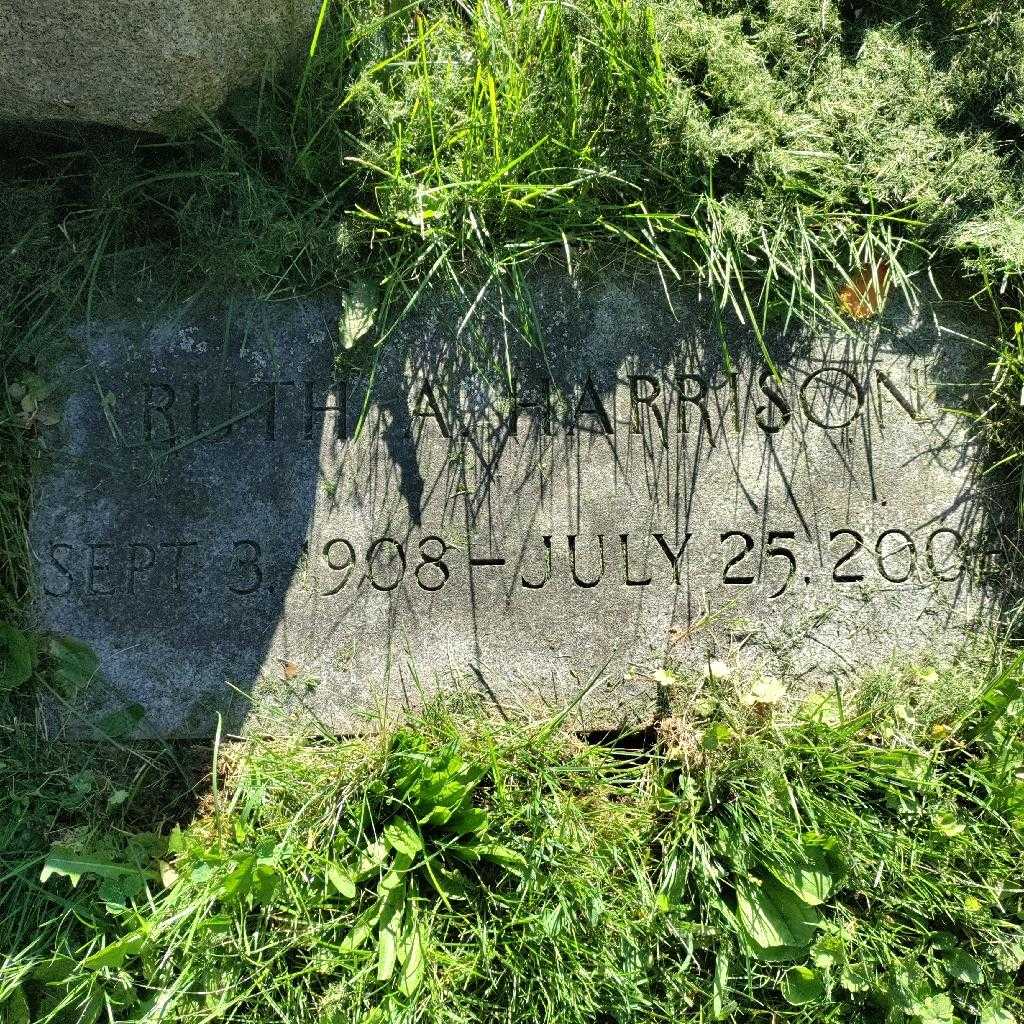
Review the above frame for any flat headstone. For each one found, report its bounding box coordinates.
[31,279,1006,736]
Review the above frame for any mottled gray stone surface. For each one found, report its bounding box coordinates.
[0,1,318,131]
[30,280,1006,736]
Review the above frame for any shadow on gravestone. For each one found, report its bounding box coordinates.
[29,274,1010,738]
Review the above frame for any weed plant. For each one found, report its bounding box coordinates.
[1,662,1022,1023]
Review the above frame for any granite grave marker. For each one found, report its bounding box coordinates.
[30,278,1002,735]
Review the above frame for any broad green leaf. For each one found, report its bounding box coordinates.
[32,956,76,982]
[82,930,146,970]
[40,845,149,887]
[80,988,105,1024]
[980,1000,1015,1024]
[326,863,356,899]
[944,949,983,985]
[397,914,426,996]
[376,882,405,981]
[395,902,416,966]
[932,811,966,838]
[94,703,145,739]
[0,624,34,692]
[812,933,842,970]
[48,634,100,697]
[447,842,481,863]
[201,914,232,935]
[339,277,378,350]
[418,804,455,826]
[767,847,834,906]
[252,862,280,905]
[383,817,423,858]
[166,825,186,855]
[929,932,959,953]
[659,851,686,909]
[189,863,217,885]
[97,869,148,909]
[377,855,411,896]
[442,807,488,837]
[800,691,842,726]
[782,966,826,1006]
[711,954,731,1020]
[457,763,489,789]
[474,842,526,874]
[736,877,819,959]
[221,856,255,899]
[839,964,872,993]
[0,985,30,1024]
[913,993,956,1024]
[415,781,471,818]
[340,899,383,952]
[701,723,732,751]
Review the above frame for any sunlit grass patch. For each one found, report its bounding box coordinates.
[1,660,1021,1023]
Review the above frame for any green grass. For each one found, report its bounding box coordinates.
[3,1,1024,324]
[1,663,1022,1023]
